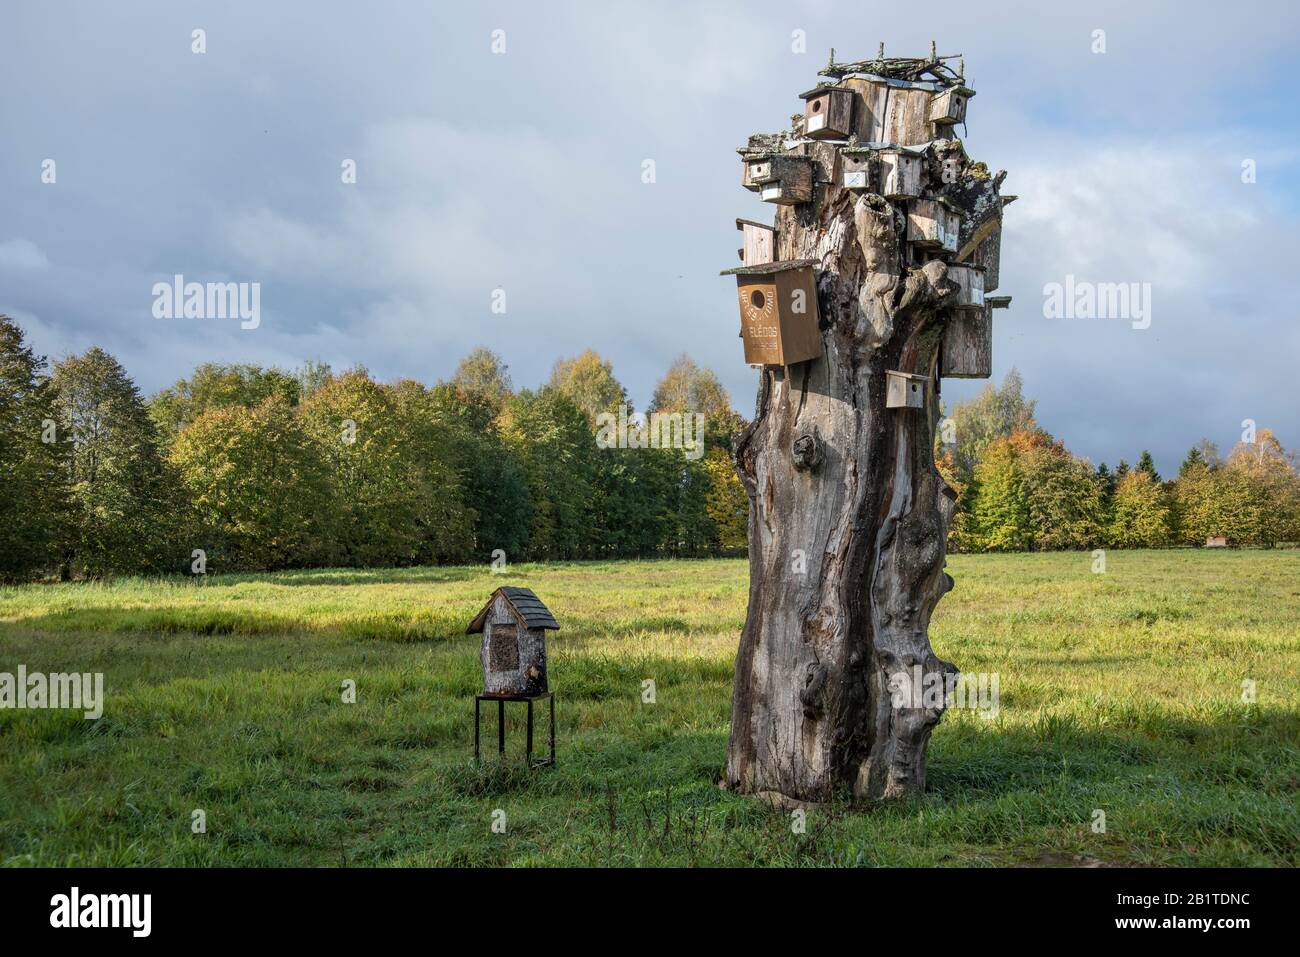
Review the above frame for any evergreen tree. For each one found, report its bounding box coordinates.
[0,316,72,580]
[50,347,183,576]
[1135,449,1161,483]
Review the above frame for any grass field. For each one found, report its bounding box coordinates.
[0,551,1297,867]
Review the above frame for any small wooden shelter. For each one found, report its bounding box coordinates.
[467,586,558,696]
[885,370,928,409]
[799,84,854,139]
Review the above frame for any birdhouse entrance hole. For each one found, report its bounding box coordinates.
[750,289,766,309]
[490,624,519,671]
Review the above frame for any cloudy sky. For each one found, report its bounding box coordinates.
[2,0,1297,475]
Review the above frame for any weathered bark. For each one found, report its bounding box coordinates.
[725,83,1005,805]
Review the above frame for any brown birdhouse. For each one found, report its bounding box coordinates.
[929,85,973,127]
[721,259,822,366]
[885,370,928,409]
[879,147,924,200]
[742,153,813,205]
[467,586,558,696]
[799,85,854,140]
[736,218,775,266]
[907,197,961,253]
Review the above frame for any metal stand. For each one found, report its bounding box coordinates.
[474,691,555,768]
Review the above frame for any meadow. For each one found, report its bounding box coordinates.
[0,551,1296,867]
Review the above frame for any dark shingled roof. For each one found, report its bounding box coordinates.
[467,586,559,633]
[720,259,818,277]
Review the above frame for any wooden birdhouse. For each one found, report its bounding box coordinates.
[720,259,822,366]
[882,79,938,146]
[879,147,923,200]
[907,197,961,252]
[946,262,986,311]
[929,85,973,127]
[885,370,928,409]
[742,153,814,205]
[799,85,854,140]
[467,586,558,697]
[941,294,1008,380]
[736,218,775,266]
[840,148,873,191]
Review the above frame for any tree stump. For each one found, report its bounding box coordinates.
[724,51,1009,804]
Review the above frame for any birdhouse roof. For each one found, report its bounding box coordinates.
[720,258,818,277]
[466,586,559,634]
[798,84,848,99]
[736,218,775,232]
[886,370,930,383]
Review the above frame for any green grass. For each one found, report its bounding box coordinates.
[0,551,1297,867]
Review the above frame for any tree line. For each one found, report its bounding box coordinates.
[938,370,1300,551]
[1,315,747,581]
[2,314,1297,581]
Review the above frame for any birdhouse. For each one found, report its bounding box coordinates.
[885,370,928,409]
[941,308,991,379]
[840,148,874,191]
[736,218,775,266]
[882,81,937,146]
[467,586,558,697]
[879,147,923,200]
[799,85,854,140]
[907,197,961,252]
[929,85,973,127]
[720,259,822,366]
[745,153,814,205]
[838,76,890,142]
[946,263,986,311]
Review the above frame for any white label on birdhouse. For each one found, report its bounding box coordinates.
[806,112,826,133]
[942,219,959,252]
[760,185,782,201]
[844,170,867,189]
[971,275,985,306]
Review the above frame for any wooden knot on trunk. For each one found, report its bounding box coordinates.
[791,429,823,472]
[800,662,828,719]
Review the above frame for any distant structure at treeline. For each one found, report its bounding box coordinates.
[1,316,1297,582]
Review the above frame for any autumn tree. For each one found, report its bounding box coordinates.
[948,367,1038,479]
[170,396,333,570]
[451,347,514,413]
[1108,470,1172,548]
[149,362,301,443]
[548,350,628,425]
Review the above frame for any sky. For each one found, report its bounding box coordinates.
[2,0,1298,476]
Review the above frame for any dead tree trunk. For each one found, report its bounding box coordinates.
[724,50,1009,805]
